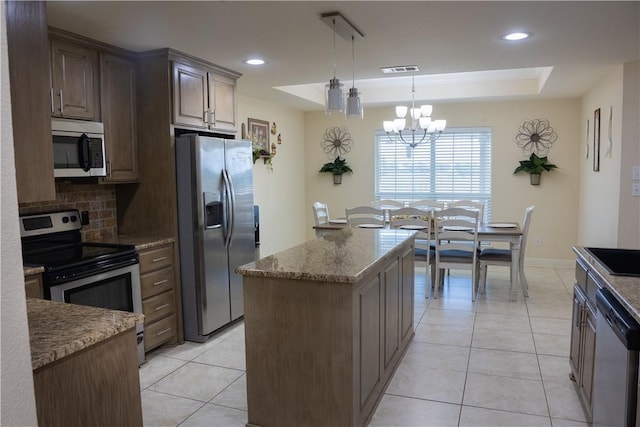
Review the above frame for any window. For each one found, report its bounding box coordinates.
[375,127,492,221]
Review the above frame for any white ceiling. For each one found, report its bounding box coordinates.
[45,1,640,111]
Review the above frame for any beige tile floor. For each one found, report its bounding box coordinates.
[139,264,590,427]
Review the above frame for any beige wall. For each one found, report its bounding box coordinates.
[618,60,640,248]
[304,99,582,263]
[578,66,624,247]
[577,61,640,249]
[237,94,307,257]
[0,2,39,424]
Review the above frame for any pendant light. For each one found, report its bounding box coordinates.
[346,35,363,119]
[321,12,364,116]
[325,18,344,114]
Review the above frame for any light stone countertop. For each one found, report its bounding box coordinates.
[91,235,175,251]
[574,246,640,323]
[24,265,45,276]
[237,228,416,283]
[27,298,144,370]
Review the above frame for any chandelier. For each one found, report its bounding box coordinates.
[382,74,446,148]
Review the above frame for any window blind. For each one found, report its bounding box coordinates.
[375,127,493,222]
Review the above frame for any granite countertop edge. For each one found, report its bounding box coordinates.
[24,266,45,276]
[573,246,640,323]
[100,235,175,251]
[27,298,144,370]
[237,229,416,283]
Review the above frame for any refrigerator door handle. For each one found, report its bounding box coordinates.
[222,169,234,248]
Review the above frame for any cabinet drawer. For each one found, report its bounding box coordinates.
[585,272,601,310]
[144,314,176,352]
[143,291,175,325]
[575,259,588,294]
[141,267,174,299]
[139,245,173,273]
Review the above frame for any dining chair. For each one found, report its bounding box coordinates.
[390,207,436,297]
[371,199,404,222]
[345,206,385,228]
[478,205,535,298]
[408,200,445,211]
[432,207,480,300]
[312,202,330,226]
[447,200,485,223]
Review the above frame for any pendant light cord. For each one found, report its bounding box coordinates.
[351,35,356,89]
[332,19,337,79]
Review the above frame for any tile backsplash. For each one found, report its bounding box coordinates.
[19,181,117,241]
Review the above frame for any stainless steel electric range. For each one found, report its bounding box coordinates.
[20,210,145,364]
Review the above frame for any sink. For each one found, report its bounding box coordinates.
[584,247,640,277]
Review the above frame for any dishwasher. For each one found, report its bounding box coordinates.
[592,288,639,427]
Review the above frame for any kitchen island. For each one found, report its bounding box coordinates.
[27,298,144,427]
[237,228,416,427]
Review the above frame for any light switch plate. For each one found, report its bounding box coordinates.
[633,166,640,180]
[633,183,640,197]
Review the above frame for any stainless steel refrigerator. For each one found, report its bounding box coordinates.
[176,134,254,342]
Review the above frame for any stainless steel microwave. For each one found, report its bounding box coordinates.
[52,118,106,178]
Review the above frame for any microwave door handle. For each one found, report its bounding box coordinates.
[78,134,92,172]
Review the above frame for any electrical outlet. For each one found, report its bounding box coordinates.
[534,237,542,246]
[633,166,640,180]
[633,183,640,197]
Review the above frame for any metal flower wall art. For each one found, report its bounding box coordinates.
[321,127,353,159]
[515,118,557,156]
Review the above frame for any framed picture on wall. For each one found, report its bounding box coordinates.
[593,108,600,172]
[248,118,269,153]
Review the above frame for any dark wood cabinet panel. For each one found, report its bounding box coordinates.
[100,53,138,182]
[50,38,100,120]
[172,62,208,128]
[208,72,237,131]
[6,0,56,203]
[172,60,237,132]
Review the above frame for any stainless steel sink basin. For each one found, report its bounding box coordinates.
[584,247,640,277]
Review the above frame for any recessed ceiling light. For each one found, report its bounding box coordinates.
[245,58,265,65]
[503,32,530,41]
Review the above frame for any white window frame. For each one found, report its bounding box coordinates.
[375,127,493,222]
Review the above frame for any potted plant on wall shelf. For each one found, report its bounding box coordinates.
[513,153,557,185]
[319,157,353,185]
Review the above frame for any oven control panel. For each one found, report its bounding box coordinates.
[20,210,82,238]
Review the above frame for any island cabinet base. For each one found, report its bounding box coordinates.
[243,242,415,427]
[33,328,143,427]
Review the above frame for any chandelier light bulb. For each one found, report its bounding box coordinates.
[420,105,433,117]
[383,121,396,133]
[419,117,431,129]
[395,106,408,118]
[394,118,406,132]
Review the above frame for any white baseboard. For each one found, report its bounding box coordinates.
[524,257,575,269]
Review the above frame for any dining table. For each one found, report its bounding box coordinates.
[314,220,524,301]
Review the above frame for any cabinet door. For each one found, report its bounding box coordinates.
[580,306,596,408]
[50,39,100,120]
[383,259,400,370]
[100,53,138,182]
[400,245,415,342]
[208,72,237,131]
[569,287,584,378]
[172,62,207,128]
[6,0,56,203]
[358,275,382,411]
